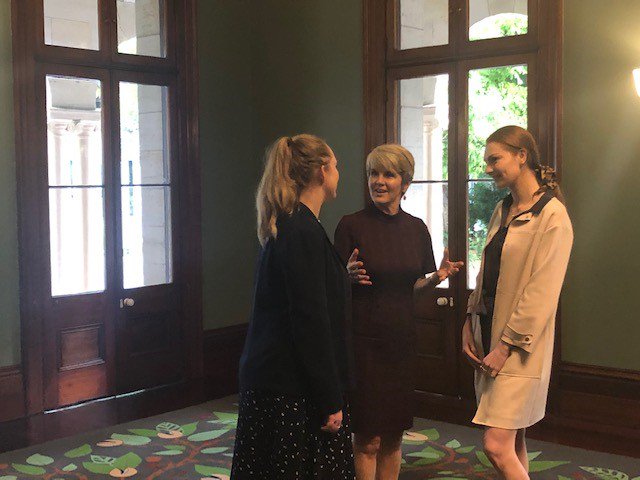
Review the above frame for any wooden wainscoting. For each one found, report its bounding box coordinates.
[0,324,248,454]
[551,362,640,437]
[0,365,25,423]
[202,324,248,399]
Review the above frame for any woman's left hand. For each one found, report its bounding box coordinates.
[436,248,464,282]
[481,341,511,377]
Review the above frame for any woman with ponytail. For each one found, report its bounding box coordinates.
[462,126,573,479]
[231,134,355,479]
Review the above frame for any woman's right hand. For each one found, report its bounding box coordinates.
[347,248,372,285]
[321,409,343,433]
[462,316,482,369]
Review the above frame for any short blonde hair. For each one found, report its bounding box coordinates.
[366,144,415,185]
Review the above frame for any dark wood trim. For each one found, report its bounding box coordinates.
[363,0,387,160]
[0,366,25,422]
[12,0,202,414]
[176,0,203,381]
[12,0,46,416]
[202,324,248,398]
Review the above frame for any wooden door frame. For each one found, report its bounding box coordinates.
[363,0,564,403]
[11,0,202,415]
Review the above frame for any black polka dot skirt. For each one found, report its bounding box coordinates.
[231,390,355,479]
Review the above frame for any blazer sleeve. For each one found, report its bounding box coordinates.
[281,223,344,418]
[333,216,353,265]
[500,211,574,353]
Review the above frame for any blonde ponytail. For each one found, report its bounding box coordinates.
[256,134,331,246]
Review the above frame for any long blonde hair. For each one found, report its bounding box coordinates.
[486,125,565,204]
[256,134,332,246]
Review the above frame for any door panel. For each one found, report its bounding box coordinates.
[113,72,183,393]
[39,66,117,409]
[389,66,460,396]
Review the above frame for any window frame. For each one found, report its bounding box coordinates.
[12,0,201,414]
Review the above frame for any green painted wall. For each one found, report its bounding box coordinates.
[198,1,259,329]
[251,0,365,239]
[200,0,364,329]
[0,0,20,367]
[561,0,640,369]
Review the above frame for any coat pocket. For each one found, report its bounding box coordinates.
[498,348,542,379]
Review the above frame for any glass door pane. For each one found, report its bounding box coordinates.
[43,0,100,50]
[398,73,450,287]
[120,82,172,288]
[399,0,449,49]
[469,0,528,41]
[467,63,528,288]
[117,0,166,58]
[46,75,105,296]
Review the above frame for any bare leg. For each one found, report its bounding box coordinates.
[515,428,528,472]
[375,432,403,480]
[354,433,381,480]
[483,427,529,480]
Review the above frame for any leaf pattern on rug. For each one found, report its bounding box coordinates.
[0,407,637,479]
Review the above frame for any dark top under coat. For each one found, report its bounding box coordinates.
[480,192,554,354]
[238,203,353,419]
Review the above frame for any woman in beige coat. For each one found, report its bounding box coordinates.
[462,126,573,480]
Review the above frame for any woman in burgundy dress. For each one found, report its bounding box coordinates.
[334,144,463,480]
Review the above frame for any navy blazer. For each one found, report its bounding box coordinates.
[239,203,353,418]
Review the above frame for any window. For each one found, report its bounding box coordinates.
[364,0,561,397]
[14,0,200,411]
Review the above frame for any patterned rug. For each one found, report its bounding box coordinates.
[0,395,637,479]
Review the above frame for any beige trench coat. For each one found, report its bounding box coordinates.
[467,195,573,429]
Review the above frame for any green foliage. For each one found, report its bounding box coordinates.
[25,454,54,466]
[455,446,475,454]
[580,467,630,480]
[475,451,495,468]
[187,429,229,442]
[418,428,440,441]
[156,422,181,434]
[468,182,506,264]
[210,411,239,425]
[64,444,92,458]
[201,447,230,454]
[179,422,199,436]
[466,16,528,258]
[195,465,231,476]
[529,461,571,472]
[11,464,46,476]
[128,428,158,437]
[406,446,444,460]
[111,433,151,446]
[152,450,184,456]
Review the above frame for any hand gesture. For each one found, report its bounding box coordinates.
[347,248,372,286]
[436,248,464,282]
[462,316,482,370]
[480,341,511,377]
[321,409,343,433]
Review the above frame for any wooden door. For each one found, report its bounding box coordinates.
[13,0,200,412]
[112,71,184,393]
